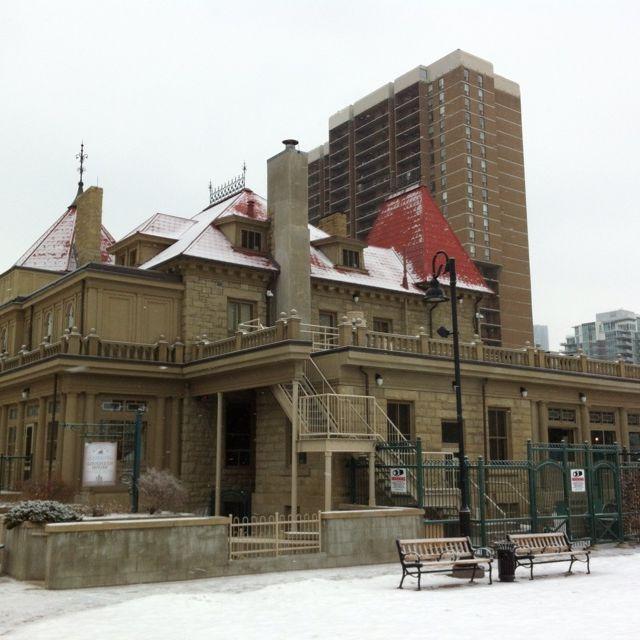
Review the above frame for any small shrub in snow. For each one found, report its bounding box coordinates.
[137,468,187,514]
[4,500,82,529]
[21,480,75,502]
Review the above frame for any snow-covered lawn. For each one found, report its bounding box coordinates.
[1,546,638,639]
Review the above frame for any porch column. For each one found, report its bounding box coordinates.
[32,397,47,481]
[15,402,25,456]
[618,408,630,450]
[529,401,539,443]
[537,401,548,443]
[214,392,223,516]
[579,403,590,444]
[60,393,78,485]
[324,451,332,511]
[78,394,95,487]
[169,399,181,476]
[153,397,166,469]
[291,380,299,524]
[368,450,376,507]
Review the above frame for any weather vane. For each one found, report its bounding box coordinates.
[76,142,88,196]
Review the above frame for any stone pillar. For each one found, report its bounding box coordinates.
[60,393,78,485]
[32,397,47,481]
[579,403,590,445]
[151,397,166,469]
[368,450,376,507]
[324,451,332,511]
[291,381,299,525]
[77,394,95,487]
[529,401,540,443]
[267,140,311,323]
[618,408,630,450]
[214,393,223,517]
[537,401,548,443]
[15,402,26,456]
[169,399,181,476]
[0,405,8,453]
[73,186,103,266]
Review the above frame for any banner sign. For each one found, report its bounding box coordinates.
[571,468,586,492]
[390,468,408,494]
[83,442,117,487]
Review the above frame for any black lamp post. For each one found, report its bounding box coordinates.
[424,250,471,538]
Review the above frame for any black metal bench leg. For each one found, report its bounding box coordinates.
[587,555,591,575]
[469,564,477,584]
[568,557,575,574]
[417,570,422,591]
[398,568,406,589]
[529,561,534,581]
[489,564,493,585]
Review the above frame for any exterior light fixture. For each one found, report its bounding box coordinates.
[579,392,587,404]
[424,250,470,537]
[265,290,274,298]
[437,326,451,339]
[21,388,30,400]
[375,373,384,387]
[520,387,528,398]
[352,292,360,304]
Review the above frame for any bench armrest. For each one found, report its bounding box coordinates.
[473,546,494,559]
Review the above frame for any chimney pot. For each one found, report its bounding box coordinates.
[282,139,299,150]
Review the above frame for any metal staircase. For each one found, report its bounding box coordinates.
[271,358,422,504]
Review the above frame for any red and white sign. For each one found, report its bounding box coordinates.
[390,468,408,494]
[571,469,586,493]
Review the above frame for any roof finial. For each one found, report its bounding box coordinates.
[242,161,247,183]
[76,142,87,196]
[209,180,214,205]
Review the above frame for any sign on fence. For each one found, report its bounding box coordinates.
[390,468,408,494]
[82,442,117,487]
[571,469,586,492]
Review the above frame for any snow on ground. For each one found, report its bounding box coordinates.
[1,546,639,639]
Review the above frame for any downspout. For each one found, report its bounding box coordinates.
[28,305,34,350]
[482,378,488,460]
[473,295,483,336]
[359,366,370,424]
[79,279,86,335]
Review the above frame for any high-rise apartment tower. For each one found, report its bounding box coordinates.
[308,50,533,347]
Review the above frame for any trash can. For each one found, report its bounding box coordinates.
[495,541,517,582]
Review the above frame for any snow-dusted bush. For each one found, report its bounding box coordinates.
[137,468,187,514]
[4,500,82,529]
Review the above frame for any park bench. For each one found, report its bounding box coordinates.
[396,537,493,590]
[507,532,590,580]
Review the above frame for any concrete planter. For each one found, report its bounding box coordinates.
[4,522,48,581]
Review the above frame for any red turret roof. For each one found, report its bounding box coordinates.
[367,185,491,293]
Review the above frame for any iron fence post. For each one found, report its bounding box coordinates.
[477,456,487,547]
[131,410,143,513]
[416,438,424,510]
[527,441,538,533]
[613,444,624,540]
[586,442,597,543]
[0,455,4,492]
[562,441,572,540]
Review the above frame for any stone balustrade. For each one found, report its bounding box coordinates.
[1,311,639,384]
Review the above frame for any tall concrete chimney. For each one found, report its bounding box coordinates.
[267,139,311,323]
[73,186,103,266]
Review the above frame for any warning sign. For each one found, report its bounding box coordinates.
[390,468,408,494]
[571,469,586,492]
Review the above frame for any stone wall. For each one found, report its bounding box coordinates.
[3,508,422,589]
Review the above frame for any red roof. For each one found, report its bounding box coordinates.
[367,185,491,293]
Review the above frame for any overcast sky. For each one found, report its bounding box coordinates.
[1,0,638,349]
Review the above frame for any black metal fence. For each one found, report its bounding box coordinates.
[350,441,640,546]
[0,455,32,492]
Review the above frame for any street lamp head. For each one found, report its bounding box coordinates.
[437,326,451,339]
[424,280,448,303]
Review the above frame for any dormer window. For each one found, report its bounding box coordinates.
[241,229,262,252]
[342,249,360,269]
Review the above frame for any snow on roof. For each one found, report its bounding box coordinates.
[367,185,492,294]
[137,185,489,296]
[120,213,196,242]
[139,190,276,272]
[15,207,115,272]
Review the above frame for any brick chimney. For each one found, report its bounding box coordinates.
[267,139,311,323]
[318,211,348,237]
[73,186,103,266]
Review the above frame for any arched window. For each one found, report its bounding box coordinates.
[65,304,75,330]
[0,328,7,353]
[44,312,54,341]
